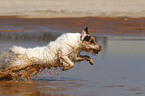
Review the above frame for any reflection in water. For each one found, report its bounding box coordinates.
[0,80,82,96]
[0,32,145,96]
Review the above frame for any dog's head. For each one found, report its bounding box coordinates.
[80,27,102,55]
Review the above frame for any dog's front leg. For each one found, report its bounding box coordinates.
[75,55,94,65]
[61,56,74,71]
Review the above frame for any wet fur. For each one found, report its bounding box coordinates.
[9,27,101,71]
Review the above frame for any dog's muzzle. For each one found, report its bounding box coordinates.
[91,45,102,55]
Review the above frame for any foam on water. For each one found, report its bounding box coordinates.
[0,0,145,18]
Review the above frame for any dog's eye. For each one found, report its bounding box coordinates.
[84,36,91,41]
[90,40,95,43]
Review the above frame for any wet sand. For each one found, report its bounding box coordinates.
[0,16,145,36]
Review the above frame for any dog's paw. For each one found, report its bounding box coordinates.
[89,59,94,65]
[62,66,73,71]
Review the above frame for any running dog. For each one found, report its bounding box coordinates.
[9,27,102,71]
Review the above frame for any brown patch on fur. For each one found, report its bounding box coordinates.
[82,34,102,55]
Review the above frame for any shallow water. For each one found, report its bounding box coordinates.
[0,32,145,96]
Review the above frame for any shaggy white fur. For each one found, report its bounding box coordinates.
[9,27,102,70]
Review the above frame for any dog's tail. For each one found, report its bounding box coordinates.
[9,46,26,55]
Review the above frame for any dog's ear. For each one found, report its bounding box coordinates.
[81,27,89,40]
[84,27,88,34]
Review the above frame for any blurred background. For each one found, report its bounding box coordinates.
[0,0,145,18]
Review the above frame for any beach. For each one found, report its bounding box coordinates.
[1,0,145,18]
[0,0,145,95]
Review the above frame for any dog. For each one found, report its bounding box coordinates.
[9,27,102,71]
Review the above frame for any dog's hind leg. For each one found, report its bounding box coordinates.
[60,56,74,71]
[74,55,94,65]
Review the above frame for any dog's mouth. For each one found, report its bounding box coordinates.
[91,46,102,55]
[93,49,99,54]
[91,49,101,55]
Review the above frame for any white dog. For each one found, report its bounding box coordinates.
[9,27,102,71]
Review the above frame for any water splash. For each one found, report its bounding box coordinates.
[0,52,63,82]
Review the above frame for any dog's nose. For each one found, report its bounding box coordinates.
[97,45,102,51]
[97,45,101,49]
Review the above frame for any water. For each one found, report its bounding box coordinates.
[0,32,145,96]
[0,0,145,18]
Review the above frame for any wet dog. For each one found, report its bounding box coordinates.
[9,27,102,71]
